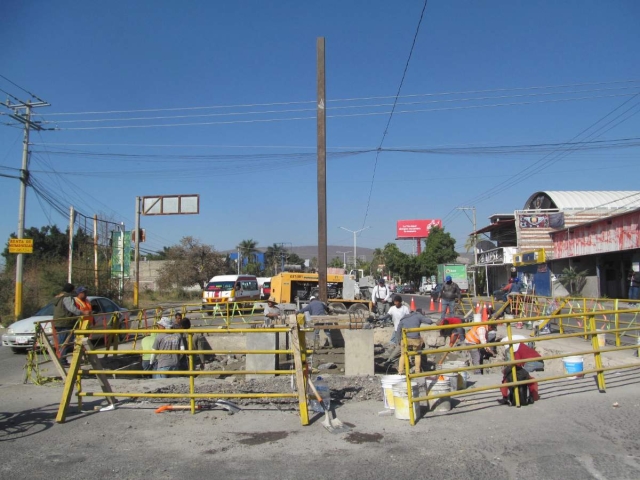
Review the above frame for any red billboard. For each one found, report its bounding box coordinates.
[396,219,442,239]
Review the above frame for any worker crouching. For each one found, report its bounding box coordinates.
[397,311,434,374]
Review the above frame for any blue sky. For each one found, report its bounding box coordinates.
[1,0,639,261]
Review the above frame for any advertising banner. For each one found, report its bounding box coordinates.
[396,219,442,239]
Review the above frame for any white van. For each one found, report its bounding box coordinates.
[202,275,260,312]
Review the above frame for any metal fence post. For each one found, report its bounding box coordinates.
[589,314,606,392]
[613,298,620,347]
[506,322,521,407]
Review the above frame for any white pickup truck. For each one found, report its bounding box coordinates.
[419,282,435,295]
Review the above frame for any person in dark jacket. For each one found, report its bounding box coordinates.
[52,283,85,365]
[396,311,434,374]
[440,276,461,320]
[297,297,333,347]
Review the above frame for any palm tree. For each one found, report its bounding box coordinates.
[463,235,477,253]
[265,243,286,275]
[237,239,259,273]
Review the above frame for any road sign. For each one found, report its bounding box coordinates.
[9,238,33,254]
[142,194,199,216]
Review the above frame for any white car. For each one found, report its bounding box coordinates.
[2,296,129,353]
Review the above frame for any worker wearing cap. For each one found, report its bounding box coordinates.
[372,279,392,316]
[264,297,281,328]
[297,296,332,347]
[440,276,461,320]
[150,317,185,378]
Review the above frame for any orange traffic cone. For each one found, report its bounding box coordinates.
[438,298,442,313]
[410,297,416,311]
[429,297,435,311]
[475,303,481,314]
[481,303,488,321]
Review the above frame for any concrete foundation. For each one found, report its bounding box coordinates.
[343,329,374,376]
[245,333,277,380]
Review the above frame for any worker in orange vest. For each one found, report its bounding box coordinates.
[74,286,93,323]
[465,322,494,374]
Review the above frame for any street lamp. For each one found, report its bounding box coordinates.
[339,226,370,271]
[336,250,351,271]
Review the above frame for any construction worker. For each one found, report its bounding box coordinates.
[380,295,411,345]
[396,311,434,374]
[440,317,466,347]
[52,283,85,365]
[296,296,333,348]
[264,297,281,327]
[465,320,492,374]
[372,279,392,316]
[440,276,461,320]
[150,317,185,378]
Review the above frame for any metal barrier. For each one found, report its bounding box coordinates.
[54,318,312,425]
[400,306,640,426]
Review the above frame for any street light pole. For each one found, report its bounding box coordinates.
[339,226,370,272]
[336,250,351,271]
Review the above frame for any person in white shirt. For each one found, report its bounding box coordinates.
[372,279,392,316]
[380,295,411,345]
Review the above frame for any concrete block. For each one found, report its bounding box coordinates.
[245,333,277,380]
[343,329,374,376]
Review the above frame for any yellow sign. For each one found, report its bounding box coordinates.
[8,238,33,254]
[513,249,545,267]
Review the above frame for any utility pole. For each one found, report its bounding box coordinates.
[133,197,141,308]
[336,250,351,271]
[317,37,328,302]
[339,226,370,273]
[68,206,75,282]
[457,206,477,298]
[3,97,49,319]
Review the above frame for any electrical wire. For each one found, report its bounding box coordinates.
[41,85,639,124]
[36,78,640,117]
[52,92,638,131]
[0,74,46,103]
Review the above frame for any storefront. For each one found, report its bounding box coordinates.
[476,247,518,296]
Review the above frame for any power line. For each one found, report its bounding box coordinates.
[41,85,638,125]
[36,78,640,117]
[441,93,640,224]
[0,74,46,103]
[52,92,637,131]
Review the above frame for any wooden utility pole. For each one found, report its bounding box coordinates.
[317,37,328,302]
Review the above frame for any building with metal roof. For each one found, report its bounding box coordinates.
[524,191,640,211]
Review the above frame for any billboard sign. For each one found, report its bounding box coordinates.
[396,219,442,239]
[142,194,199,216]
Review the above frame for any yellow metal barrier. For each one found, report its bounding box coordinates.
[55,321,312,425]
[400,307,640,425]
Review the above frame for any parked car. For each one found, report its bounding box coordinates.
[430,283,444,301]
[2,296,129,353]
[402,284,417,294]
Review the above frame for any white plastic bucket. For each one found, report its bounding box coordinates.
[562,355,584,379]
[473,313,482,322]
[392,381,421,420]
[597,333,606,348]
[380,375,405,409]
[426,379,452,412]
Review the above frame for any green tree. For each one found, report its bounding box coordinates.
[237,239,259,273]
[157,236,225,290]
[558,266,588,295]
[329,257,344,268]
[264,243,286,275]
[416,226,458,278]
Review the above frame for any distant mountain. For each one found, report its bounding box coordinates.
[221,245,375,262]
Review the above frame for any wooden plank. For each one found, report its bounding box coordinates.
[38,327,67,381]
[82,338,117,406]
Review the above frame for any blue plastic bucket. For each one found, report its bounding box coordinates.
[562,356,584,379]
